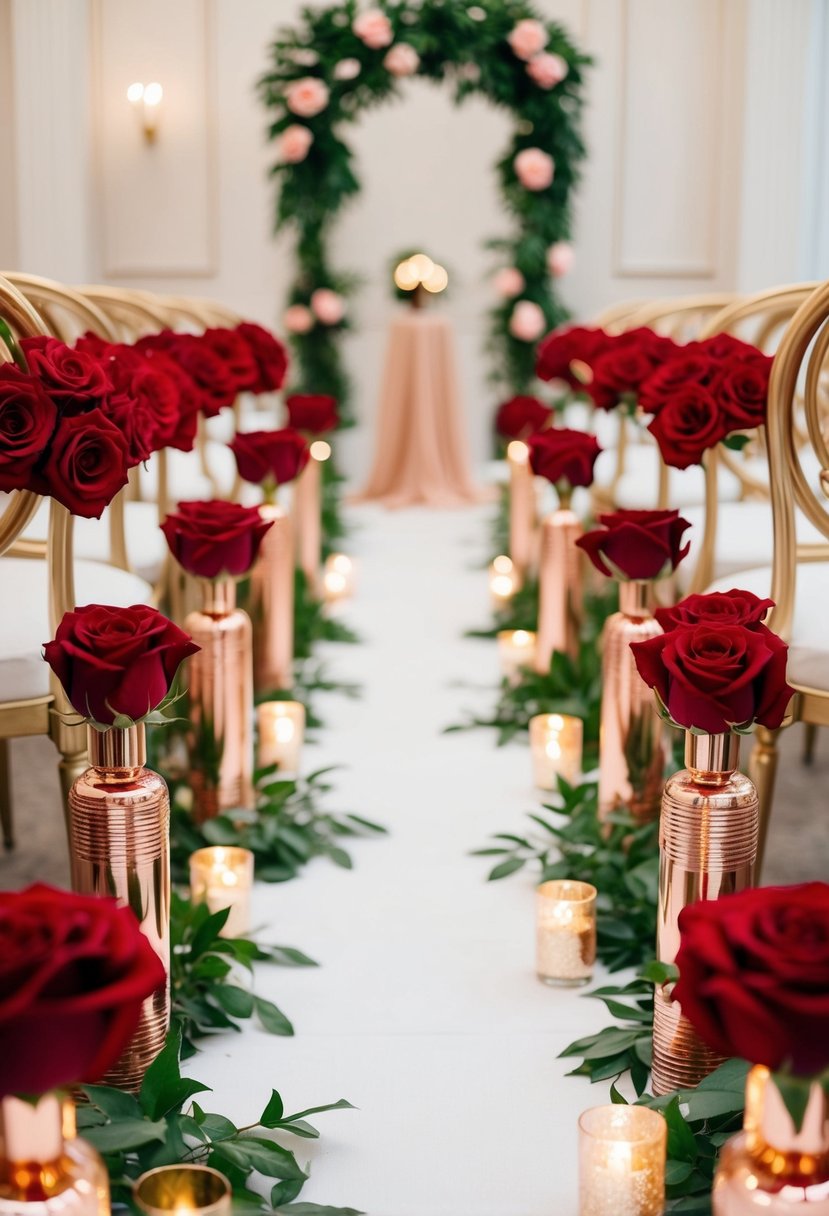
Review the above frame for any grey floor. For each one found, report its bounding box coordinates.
[0,724,826,891]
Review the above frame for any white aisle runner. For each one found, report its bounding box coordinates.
[194,504,613,1216]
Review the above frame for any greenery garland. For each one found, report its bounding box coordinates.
[261,0,589,414]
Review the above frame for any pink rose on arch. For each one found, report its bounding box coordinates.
[507,18,548,61]
[310,289,345,326]
[285,77,329,118]
[527,52,568,89]
[492,268,525,299]
[514,147,555,191]
[509,301,546,343]
[353,9,393,49]
[279,124,313,163]
[283,304,314,335]
[333,58,362,81]
[547,242,574,277]
[384,43,420,76]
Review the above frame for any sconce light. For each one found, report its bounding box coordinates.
[127,81,163,143]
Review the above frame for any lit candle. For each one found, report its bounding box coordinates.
[134,1165,232,1216]
[578,1106,666,1216]
[489,554,519,609]
[536,879,596,986]
[257,700,305,772]
[529,712,583,788]
[323,552,355,601]
[189,846,254,939]
[497,629,537,683]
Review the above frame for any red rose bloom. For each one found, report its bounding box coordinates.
[698,332,765,364]
[630,619,793,733]
[162,500,273,579]
[0,884,166,1096]
[142,332,237,417]
[576,509,691,580]
[285,393,339,435]
[535,325,611,388]
[236,322,289,393]
[229,428,309,487]
[139,348,201,453]
[40,409,131,519]
[587,329,679,410]
[202,327,260,393]
[656,589,774,632]
[495,395,553,440]
[527,427,602,489]
[0,365,57,491]
[21,336,111,410]
[674,883,829,1077]
[638,352,719,415]
[712,358,772,432]
[43,603,199,725]
[646,383,727,469]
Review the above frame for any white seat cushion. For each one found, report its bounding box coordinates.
[679,501,828,591]
[706,562,829,692]
[22,501,166,585]
[138,444,238,504]
[204,399,281,445]
[599,443,743,509]
[0,558,152,702]
[562,402,621,447]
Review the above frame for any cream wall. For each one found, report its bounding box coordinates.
[1,0,824,477]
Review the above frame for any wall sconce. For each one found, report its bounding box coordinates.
[127,81,163,143]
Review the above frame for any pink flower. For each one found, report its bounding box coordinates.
[547,242,574,277]
[333,57,362,81]
[492,268,525,299]
[285,77,329,118]
[353,9,393,49]
[527,51,568,89]
[279,124,313,164]
[507,18,548,61]
[514,147,555,191]
[311,289,345,326]
[509,301,546,343]
[384,43,420,76]
[283,304,314,335]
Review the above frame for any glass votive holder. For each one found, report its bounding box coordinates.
[529,712,583,788]
[488,554,519,609]
[578,1105,667,1216]
[134,1165,232,1216]
[257,700,305,772]
[536,879,597,987]
[323,552,355,601]
[497,629,537,683]
[189,846,254,939]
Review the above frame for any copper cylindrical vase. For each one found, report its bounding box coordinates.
[652,731,758,1095]
[0,1094,110,1214]
[598,581,665,824]
[185,580,254,823]
[534,506,582,673]
[507,441,537,578]
[293,454,322,596]
[68,724,170,1093]
[250,501,294,693]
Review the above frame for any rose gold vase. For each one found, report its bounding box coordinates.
[534,505,582,673]
[185,579,254,823]
[507,441,537,578]
[652,731,758,1095]
[0,1094,109,1214]
[713,1066,829,1214]
[68,724,170,1093]
[293,453,322,596]
[250,501,294,693]
[598,581,665,824]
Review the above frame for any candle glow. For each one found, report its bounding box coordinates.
[529,712,583,788]
[189,846,254,939]
[536,879,596,987]
[578,1105,666,1216]
[257,700,305,772]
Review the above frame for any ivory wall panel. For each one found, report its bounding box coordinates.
[0,0,17,268]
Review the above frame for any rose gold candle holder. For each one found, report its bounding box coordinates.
[256,700,305,772]
[293,442,329,596]
[507,440,537,577]
[497,629,537,684]
[0,1094,110,1214]
[133,1165,232,1216]
[578,1105,666,1216]
[529,713,583,789]
[535,505,583,672]
[536,879,596,987]
[189,846,254,939]
[488,554,519,611]
[251,501,294,693]
[323,552,355,603]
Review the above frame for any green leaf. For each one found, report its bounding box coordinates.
[488,857,526,881]
[275,1207,365,1216]
[213,984,255,1019]
[665,1159,695,1187]
[139,1024,211,1120]
[256,995,295,1036]
[230,1136,307,1180]
[191,906,231,958]
[81,1085,142,1121]
[83,1118,167,1153]
[662,1098,697,1163]
[199,1113,238,1142]
[281,1099,355,1122]
[271,1178,305,1206]
[640,960,679,986]
[260,1090,285,1127]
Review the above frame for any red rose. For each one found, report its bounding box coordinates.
[40,410,131,519]
[698,332,765,364]
[527,427,602,489]
[202,327,260,393]
[139,348,201,453]
[229,428,309,487]
[142,332,236,417]
[638,352,719,415]
[236,322,289,393]
[0,365,57,491]
[0,884,166,1096]
[20,336,111,410]
[674,883,829,1076]
[646,383,727,469]
[43,604,199,725]
[712,358,772,432]
[576,509,691,580]
[495,395,553,439]
[285,393,339,435]
[535,325,611,388]
[630,620,793,733]
[587,328,680,410]
[161,499,273,579]
[656,589,774,632]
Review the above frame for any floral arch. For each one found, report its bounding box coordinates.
[261,1,589,419]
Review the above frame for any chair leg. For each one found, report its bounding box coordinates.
[0,739,13,850]
[802,721,818,766]
[750,725,781,880]
[56,745,88,843]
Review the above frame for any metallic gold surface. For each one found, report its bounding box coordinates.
[293,455,323,595]
[0,1095,110,1215]
[251,503,294,693]
[534,508,582,671]
[134,1165,232,1216]
[507,442,536,577]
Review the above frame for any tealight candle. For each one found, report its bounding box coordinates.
[529,712,583,788]
[497,629,537,683]
[578,1105,666,1216]
[323,552,355,601]
[536,879,597,986]
[189,846,254,939]
[257,700,305,772]
[489,554,519,609]
[134,1165,232,1216]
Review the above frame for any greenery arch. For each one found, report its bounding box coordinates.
[261,1,589,419]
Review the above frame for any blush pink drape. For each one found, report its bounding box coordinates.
[353,311,483,508]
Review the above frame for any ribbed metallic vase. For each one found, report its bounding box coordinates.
[598,581,665,824]
[185,580,254,823]
[293,455,322,596]
[534,506,582,673]
[652,731,758,1096]
[250,501,294,693]
[68,725,170,1093]
[507,443,536,578]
